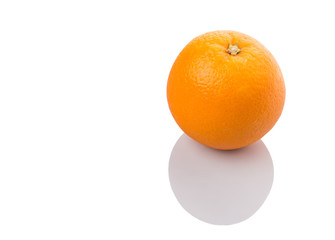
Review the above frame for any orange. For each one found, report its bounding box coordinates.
[167,31,285,150]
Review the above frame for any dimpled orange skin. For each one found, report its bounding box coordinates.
[167,31,285,150]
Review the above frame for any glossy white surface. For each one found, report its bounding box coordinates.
[1,0,335,239]
[169,134,273,225]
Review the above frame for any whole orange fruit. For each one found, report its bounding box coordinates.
[167,31,285,150]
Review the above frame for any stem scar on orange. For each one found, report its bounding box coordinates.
[167,31,285,150]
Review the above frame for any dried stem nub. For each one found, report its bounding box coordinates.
[226,43,241,56]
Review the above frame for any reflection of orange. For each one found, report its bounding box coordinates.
[167,31,285,150]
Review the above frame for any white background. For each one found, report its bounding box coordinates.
[1,0,335,239]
